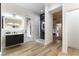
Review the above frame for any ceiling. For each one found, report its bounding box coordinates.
[15,3,45,14]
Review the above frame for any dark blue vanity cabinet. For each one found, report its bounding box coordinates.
[6,34,24,47]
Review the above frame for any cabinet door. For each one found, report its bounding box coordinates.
[18,34,24,43]
[15,34,24,44]
[6,35,15,47]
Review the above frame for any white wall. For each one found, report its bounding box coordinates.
[63,4,79,54]
[62,5,68,54]
[66,10,79,49]
[45,4,53,45]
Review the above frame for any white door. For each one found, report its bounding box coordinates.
[66,9,79,49]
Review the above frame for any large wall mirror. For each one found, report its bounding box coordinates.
[2,16,24,29]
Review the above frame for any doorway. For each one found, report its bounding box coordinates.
[51,6,62,54]
[53,10,62,44]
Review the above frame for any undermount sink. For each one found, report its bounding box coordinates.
[5,32,22,35]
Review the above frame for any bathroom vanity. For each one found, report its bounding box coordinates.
[1,16,24,48]
[6,34,24,47]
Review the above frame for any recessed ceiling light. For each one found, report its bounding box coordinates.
[41,10,44,13]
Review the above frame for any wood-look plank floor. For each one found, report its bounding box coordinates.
[3,40,79,56]
[59,47,79,56]
[3,40,61,56]
[68,47,79,56]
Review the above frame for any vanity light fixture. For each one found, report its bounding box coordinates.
[7,23,13,25]
[3,13,23,20]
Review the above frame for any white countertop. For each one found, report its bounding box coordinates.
[5,33,23,35]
